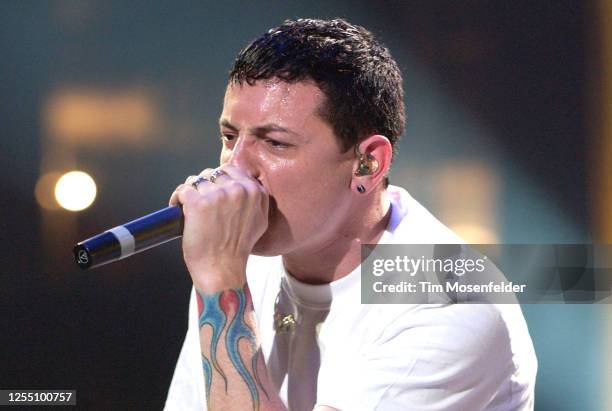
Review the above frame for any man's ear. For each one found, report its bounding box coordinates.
[351,135,392,194]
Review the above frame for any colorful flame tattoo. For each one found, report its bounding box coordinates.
[197,285,269,411]
[197,288,228,392]
[202,355,212,402]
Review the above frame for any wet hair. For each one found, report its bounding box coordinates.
[229,18,405,158]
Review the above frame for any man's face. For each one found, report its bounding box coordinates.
[219,80,356,256]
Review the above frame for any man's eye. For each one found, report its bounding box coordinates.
[265,138,288,148]
[221,134,236,142]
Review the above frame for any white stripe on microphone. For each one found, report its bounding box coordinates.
[107,226,136,259]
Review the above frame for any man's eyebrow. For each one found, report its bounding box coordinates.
[219,119,238,131]
[220,119,302,138]
[251,123,295,135]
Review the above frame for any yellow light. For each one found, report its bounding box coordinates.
[54,171,97,211]
[35,172,62,210]
[449,223,499,244]
[44,88,159,144]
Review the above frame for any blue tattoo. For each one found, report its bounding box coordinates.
[197,289,228,390]
[202,354,212,404]
[225,288,260,410]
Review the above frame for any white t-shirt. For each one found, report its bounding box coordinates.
[164,186,537,410]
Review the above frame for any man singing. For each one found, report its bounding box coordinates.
[165,18,537,411]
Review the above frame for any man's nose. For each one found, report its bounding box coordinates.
[226,136,258,177]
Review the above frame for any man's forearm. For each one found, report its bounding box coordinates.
[196,284,286,411]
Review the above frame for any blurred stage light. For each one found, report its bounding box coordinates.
[35,172,63,210]
[44,87,158,145]
[54,171,97,211]
[433,162,500,243]
[449,223,498,244]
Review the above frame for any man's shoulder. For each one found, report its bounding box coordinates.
[386,185,464,244]
[329,301,532,355]
[319,302,537,410]
[379,303,534,358]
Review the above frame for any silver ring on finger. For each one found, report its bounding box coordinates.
[209,169,228,184]
[191,176,208,189]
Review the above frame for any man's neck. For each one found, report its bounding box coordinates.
[282,189,391,285]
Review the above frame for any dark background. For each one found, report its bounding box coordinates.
[0,1,606,409]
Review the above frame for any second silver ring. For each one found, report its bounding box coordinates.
[191,176,208,189]
[209,169,227,184]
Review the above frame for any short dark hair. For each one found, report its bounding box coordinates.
[229,18,405,156]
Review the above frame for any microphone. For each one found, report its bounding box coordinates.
[73,206,184,269]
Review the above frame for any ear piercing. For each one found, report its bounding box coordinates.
[355,151,379,176]
[354,147,377,193]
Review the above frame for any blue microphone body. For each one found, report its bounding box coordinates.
[74,206,184,269]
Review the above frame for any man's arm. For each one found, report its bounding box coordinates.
[196,284,285,411]
[171,166,338,410]
[170,165,284,410]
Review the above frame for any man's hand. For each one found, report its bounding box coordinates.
[170,166,288,411]
[169,165,269,292]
